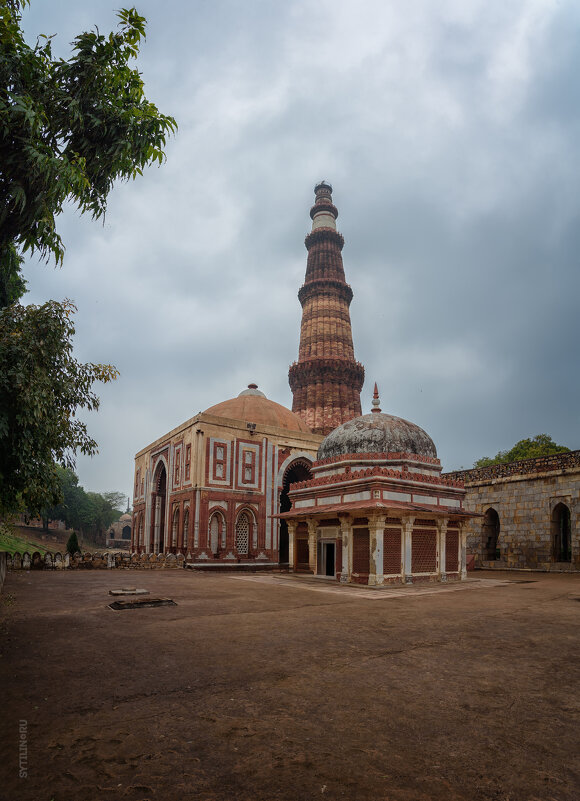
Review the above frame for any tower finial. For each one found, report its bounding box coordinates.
[371,382,381,413]
[309,181,338,231]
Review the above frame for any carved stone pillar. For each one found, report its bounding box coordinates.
[368,514,386,586]
[402,515,415,584]
[437,518,448,582]
[307,518,318,575]
[287,520,297,572]
[338,515,352,583]
[459,522,467,579]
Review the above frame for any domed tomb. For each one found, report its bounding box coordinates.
[318,382,436,457]
[204,384,312,433]
[315,384,440,476]
[318,412,437,460]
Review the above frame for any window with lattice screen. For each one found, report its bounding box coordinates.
[383,528,402,575]
[412,529,436,573]
[236,513,250,555]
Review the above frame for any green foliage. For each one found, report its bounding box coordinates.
[473,434,570,469]
[0,520,50,555]
[66,531,79,555]
[0,3,175,517]
[0,2,177,303]
[0,301,119,516]
[41,466,125,539]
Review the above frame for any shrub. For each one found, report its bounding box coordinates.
[66,532,79,556]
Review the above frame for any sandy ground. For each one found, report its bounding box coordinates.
[0,569,579,801]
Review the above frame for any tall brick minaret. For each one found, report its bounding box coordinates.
[288,182,364,435]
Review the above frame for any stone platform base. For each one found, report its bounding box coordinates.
[185,561,286,573]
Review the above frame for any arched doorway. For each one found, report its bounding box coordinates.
[482,508,500,560]
[552,503,571,562]
[279,460,312,563]
[150,461,167,553]
[208,510,225,557]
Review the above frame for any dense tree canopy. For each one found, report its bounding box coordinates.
[42,466,125,539]
[0,3,176,516]
[0,300,118,515]
[473,434,570,469]
[0,2,176,303]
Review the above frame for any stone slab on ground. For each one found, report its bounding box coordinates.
[108,597,176,610]
[108,588,150,596]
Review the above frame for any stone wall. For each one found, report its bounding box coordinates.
[445,451,580,571]
[4,551,186,571]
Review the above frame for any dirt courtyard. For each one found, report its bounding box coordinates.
[1,569,579,801]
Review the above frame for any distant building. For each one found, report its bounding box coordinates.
[446,451,580,571]
[107,513,132,550]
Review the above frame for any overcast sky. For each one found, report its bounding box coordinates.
[20,0,580,504]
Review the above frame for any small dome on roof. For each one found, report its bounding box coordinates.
[237,383,266,398]
[120,513,132,521]
[204,385,311,433]
[317,385,437,460]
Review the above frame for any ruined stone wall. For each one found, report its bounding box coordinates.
[445,454,580,571]
[4,551,187,571]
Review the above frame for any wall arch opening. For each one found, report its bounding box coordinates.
[482,507,500,560]
[552,503,571,562]
[150,461,167,553]
[279,459,312,563]
[208,510,225,556]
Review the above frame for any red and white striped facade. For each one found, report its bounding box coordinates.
[131,391,322,562]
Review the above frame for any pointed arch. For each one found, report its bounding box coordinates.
[235,508,257,556]
[171,506,180,551]
[482,507,500,560]
[552,502,571,562]
[208,509,226,556]
[182,507,190,552]
[150,458,167,553]
[278,456,313,563]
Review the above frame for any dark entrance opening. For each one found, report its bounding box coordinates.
[279,460,312,563]
[150,462,167,553]
[324,542,335,576]
[482,508,500,560]
[552,503,571,562]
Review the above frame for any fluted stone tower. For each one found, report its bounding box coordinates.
[289,182,364,434]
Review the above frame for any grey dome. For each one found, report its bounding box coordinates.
[318,412,437,460]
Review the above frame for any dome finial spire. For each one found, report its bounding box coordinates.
[371,382,381,413]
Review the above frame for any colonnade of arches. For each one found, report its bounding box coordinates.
[133,456,314,558]
[481,502,573,562]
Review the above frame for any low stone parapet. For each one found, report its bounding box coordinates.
[3,551,188,571]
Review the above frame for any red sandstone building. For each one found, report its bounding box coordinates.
[132,183,472,581]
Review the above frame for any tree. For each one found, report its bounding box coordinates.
[0,302,118,515]
[0,2,177,302]
[473,434,570,469]
[66,531,79,556]
[41,466,127,545]
[0,4,176,515]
